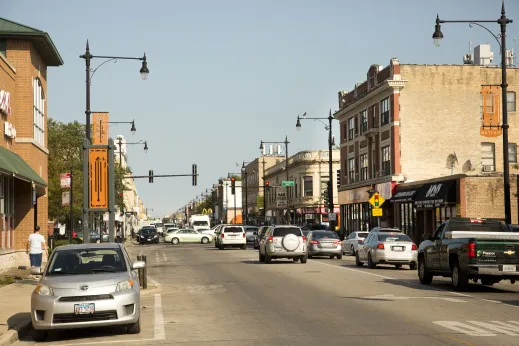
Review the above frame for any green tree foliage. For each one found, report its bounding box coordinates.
[195,194,214,214]
[115,164,132,212]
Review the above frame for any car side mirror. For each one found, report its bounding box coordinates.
[30,267,43,275]
[131,261,146,269]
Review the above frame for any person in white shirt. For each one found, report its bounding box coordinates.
[26,226,47,268]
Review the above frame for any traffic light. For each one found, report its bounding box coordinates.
[336,169,341,188]
[374,194,380,207]
[265,181,270,190]
[231,177,236,195]
[149,170,153,183]
[192,164,197,186]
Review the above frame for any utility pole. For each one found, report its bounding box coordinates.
[69,167,74,243]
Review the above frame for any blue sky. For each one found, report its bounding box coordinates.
[4,0,519,217]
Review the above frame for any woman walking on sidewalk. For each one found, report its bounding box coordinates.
[26,226,47,269]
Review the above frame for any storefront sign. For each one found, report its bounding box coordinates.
[4,122,16,139]
[339,186,372,205]
[375,182,394,200]
[415,180,456,209]
[480,86,502,137]
[0,90,11,116]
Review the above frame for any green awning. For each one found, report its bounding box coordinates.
[0,147,47,186]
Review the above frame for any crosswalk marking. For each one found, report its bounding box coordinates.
[434,320,519,336]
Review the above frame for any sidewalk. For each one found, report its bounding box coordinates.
[0,279,37,345]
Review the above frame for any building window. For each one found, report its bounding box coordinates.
[0,39,6,57]
[380,97,390,126]
[33,78,46,147]
[348,117,355,140]
[372,105,377,128]
[381,146,391,176]
[360,110,368,133]
[371,148,376,178]
[508,91,516,112]
[320,176,329,201]
[481,142,495,172]
[348,158,355,183]
[303,176,313,197]
[509,143,517,163]
[360,154,368,181]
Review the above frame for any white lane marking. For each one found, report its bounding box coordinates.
[364,294,466,303]
[50,338,157,345]
[147,275,162,289]
[154,294,166,340]
[309,260,519,308]
[162,251,167,262]
[467,321,519,336]
[155,251,160,263]
[433,321,496,336]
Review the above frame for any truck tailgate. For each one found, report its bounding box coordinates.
[476,240,519,265]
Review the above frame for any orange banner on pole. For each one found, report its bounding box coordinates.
[480,86,502,137]
[92,112,109,145]
[89,148,108,209]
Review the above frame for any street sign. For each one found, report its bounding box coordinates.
[369,192,385,208]
[276,187,287,208]
[328,213,337,221]
[89,148,108,209]
[61,191,70,206]
[60,173,71,188]
[282,181,294,187]
[92,112,109,145]
[372,208,383,217]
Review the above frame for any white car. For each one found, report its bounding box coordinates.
[217,225,246,250]
[343,231,369,255]
[356,232,417,269]
[259,225,307,263]
[165,229,214,245]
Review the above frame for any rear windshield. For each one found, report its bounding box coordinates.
[245,227,258,232]
[357,232,369,238]
[448,219,507,233]
[141,229,157,235]
[194,221,209,226]
[273,227,302,237]
[378,234,412,242]
[224,227,243,233]
[306,224,328,230]
[379,228,402,232]
[313,231,339,239]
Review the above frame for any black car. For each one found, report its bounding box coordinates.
[139,228,159,244]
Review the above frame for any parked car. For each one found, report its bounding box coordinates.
[165,229,213,245]
[216,225,247,250]
[259,225,307,263]
[244,226,258,243]
[138,228,159,244]
[356,232,417,269]
[307,230,343,259]
[343,231,369,255]
[368,227,402,234]
[29,243,145,341]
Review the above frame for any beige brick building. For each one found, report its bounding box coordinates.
[0,18,63,269]
[334,53,519,242]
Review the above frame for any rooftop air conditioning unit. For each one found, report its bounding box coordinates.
[482,165,494,172]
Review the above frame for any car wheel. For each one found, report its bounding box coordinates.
[201,237,209,244]
[337,254,343,260]
[418,257,433,284]
[171,238,179,245]
[265,252,272,264]
[259,251,265,262]
[351,245,355,256]
[240,244,246,250]
[395,264,402,269]
[355,251,363,267]
[214,242,218,248]
[300,255,308,264]
[127,318,141,334]
[32,329,48,342]
[481,278,494,286]
[329,255,335,259]
[308,253,313,259]
[218,244,224,250]
[451,259,469,291]
[409,262,417,270]
[367,253,376,269]
[293,258,298,262]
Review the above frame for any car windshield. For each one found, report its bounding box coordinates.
[313,231,339,239]
[224,227,243,233]
[378,234,412,242]
[141,228,156,235]
[193,221,208,226]
[358,232,369,238]
[47,248,127,275]
[273,227,302,237]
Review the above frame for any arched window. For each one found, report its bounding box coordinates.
[33,77,45,146]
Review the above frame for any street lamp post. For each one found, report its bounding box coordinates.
[296,110,336,231]
[432,2,513,224]
[80,41,149,236]
[259,137,290,224]
[109,120,136,135]
[116,137,148,167]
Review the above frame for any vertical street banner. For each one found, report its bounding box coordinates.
[480,86,502,137]
[62,191,70,206]
[92,112,109,145]
[60,173,71,188]
[89,148,109,209]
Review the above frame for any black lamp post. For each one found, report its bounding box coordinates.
[296,110,336,231]
[259,137,290,224]
[432,2,513,224]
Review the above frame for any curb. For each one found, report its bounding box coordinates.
[0,319,32,345]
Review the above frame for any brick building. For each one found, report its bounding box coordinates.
[0,18,63,269]
[334,51,519,242]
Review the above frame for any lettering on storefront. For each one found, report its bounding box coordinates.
[425,184,443,198]
[394,191,415,198]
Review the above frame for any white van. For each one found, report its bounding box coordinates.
[189,215,210,232]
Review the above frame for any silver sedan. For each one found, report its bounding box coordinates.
[307,231,343,259]
[30,243,145,342]
[356,232,417,269]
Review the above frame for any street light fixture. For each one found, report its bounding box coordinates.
[296,110,336,231]
[109,120,137,135]
[140,54,149,80]
[432,2,514,224]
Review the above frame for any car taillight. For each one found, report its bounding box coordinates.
[243,233,246,238]
[311,240,320,244]
[334,240,342,245]
[268,236,273,242]
[412,244,418,251]
[468,242,476,258]
[377,243,385,249]
[302,236,307,242]
[358,240,364,244]
[221,234,224,238]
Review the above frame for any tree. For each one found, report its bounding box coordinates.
[115,164,132,212]
[195,194,214,214]
[48,119,85,226]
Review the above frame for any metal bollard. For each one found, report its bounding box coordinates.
[137,255,143,287]
[142,255,147,289]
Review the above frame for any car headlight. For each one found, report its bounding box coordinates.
[140,235,144,238]
[35,284,54,296]
[153,234,158,238]
[116,280,134,292]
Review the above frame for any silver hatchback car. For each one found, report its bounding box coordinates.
[307,230,343,259]
[30,243,145,341]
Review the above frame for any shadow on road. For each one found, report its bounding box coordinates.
[381,277,517,294]
[240,260,299,265]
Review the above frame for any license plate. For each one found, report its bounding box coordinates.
[147,238,153,241]
[322,244,333,248]
[74,303,95,315]
[502,265,516,272]
[392,246,404,251]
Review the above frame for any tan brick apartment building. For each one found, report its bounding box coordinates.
[334,55,519,243]
[0,18,63,269]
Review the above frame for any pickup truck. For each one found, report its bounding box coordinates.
[417,218,519,291]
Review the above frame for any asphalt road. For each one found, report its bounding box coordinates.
[18,241,519,345]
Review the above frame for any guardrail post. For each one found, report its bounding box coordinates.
[142,255,147,289]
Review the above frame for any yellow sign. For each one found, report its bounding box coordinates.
[89,148,108,209]
[480,86,502,137]
[368,192,385,208]
[202,208,208,215]
[372,208,383,217]
[92,112,109,145]
[202,208,213,215]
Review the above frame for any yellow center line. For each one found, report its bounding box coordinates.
[440,334,477,346]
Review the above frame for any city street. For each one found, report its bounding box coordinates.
[17,242,519,345]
